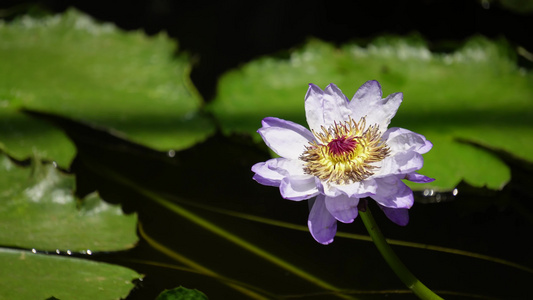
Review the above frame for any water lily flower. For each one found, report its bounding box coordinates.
[252,81,434,244]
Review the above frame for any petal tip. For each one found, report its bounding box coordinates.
[305,83,324,103]
[308,219,335,245]
[307,83,323,92]
[364,79,382,90]
[389,91,403,102]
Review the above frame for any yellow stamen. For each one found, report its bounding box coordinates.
[300,117,389,185]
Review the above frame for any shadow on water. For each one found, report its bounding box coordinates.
[11,109,532,299]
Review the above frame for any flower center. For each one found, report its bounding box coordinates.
[327,137,358,156]
[300,117,390,185]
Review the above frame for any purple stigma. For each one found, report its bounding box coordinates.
[327,137,357,156]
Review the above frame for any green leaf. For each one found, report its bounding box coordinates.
[0,153,138,251]
[0,9,214,167]
[209,36,533,190]
[0,247,140,300]
[156,286,208,300]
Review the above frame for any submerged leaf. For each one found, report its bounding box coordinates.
[0,9,214,167]
[209,36,533,190]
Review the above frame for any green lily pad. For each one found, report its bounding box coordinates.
[156,286,209,300]
[209,36,533,190]
[0,247,140,300]
[0,9,214,167]
[0,153,138,251]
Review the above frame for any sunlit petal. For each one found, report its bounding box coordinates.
[305,83,351,133]
[280,175,319,200]
[258,117,314,159]
[252,158,307,186]
[349,80,402,130]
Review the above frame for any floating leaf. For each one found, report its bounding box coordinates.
[0,9,214,167]
[156,286,208,300]
[0,152,137,251]
[0,247,140,300]
[209,36,533,190]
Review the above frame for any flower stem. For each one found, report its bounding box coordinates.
[359,207,443,300]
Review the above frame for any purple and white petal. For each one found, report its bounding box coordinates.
[379,205,409,226]
[348,80,402,130]
[383,127,433,155]
[252,161,283,186]
[326,179,377,198]
[258,117,314,160]
[325,194,359,223]
[308,194,337,245]
[374,151,424,177]
[405,172,435,183]
[305,83,351,133]
[251,157,308,186]
[352,80,383,103]
[280,175,319,201]
[371,176,414,209]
